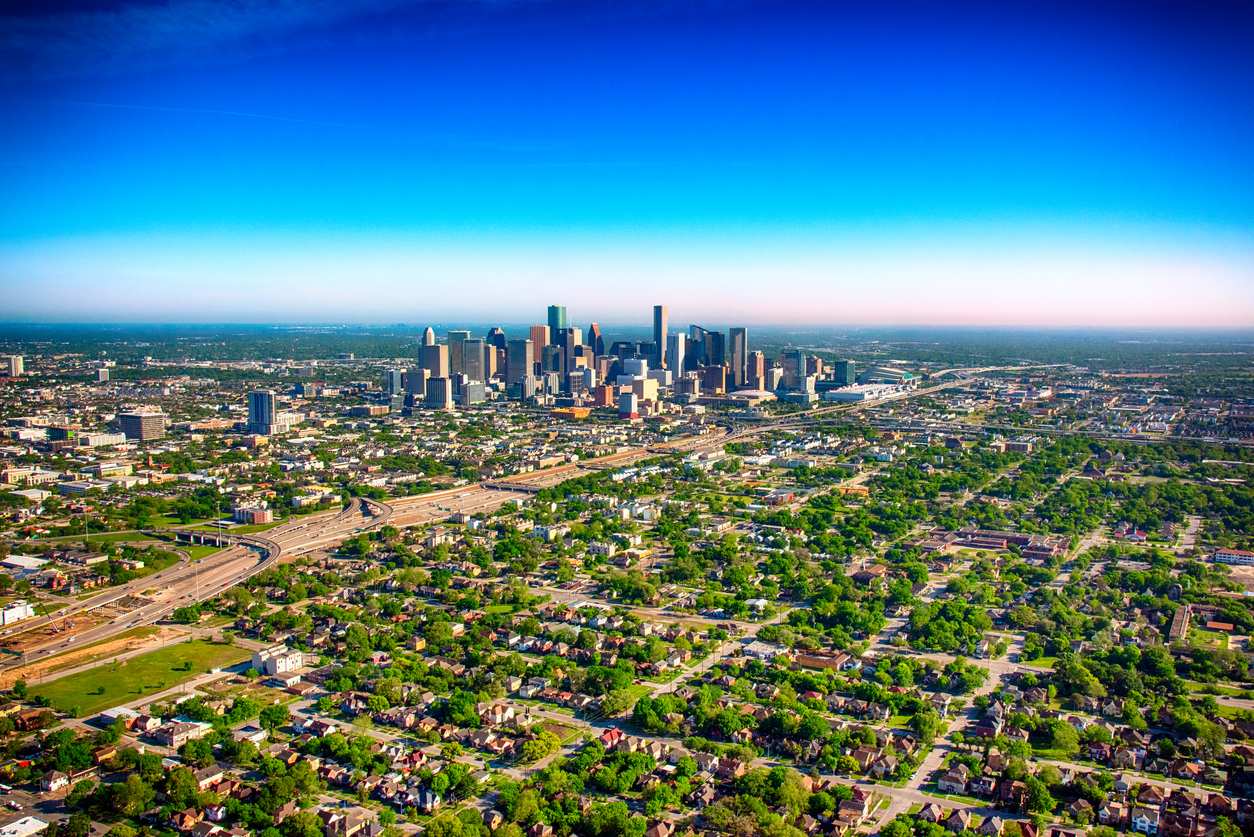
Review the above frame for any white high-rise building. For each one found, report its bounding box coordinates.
[666,333,685,374]
[623,358,648,378]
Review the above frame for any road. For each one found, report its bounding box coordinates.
[4,499,390,665]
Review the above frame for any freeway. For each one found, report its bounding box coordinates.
[2,498,390,665]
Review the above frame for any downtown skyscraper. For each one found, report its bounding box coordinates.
[547,305,568,334]
[653,304,668,368]
[729,327,748,387]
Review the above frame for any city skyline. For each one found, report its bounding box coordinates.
[1,0,1252,325]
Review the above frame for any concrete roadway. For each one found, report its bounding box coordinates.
[4,500,386,665]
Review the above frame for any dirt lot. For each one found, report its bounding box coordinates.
[0,624,183,690]
[0,608,113,656]
[1224,565,1254,592]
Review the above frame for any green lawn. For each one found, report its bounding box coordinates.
[614,684,653,712]
[1185,680,1249,698]
[188,522,282,535]
[43,532,160,546]
[485,604,515,615]
[228,522,284,535]
[1033,746,1079,761]
[181,545,223,561]
[148,549,182,570]
[149,515,210,528]
[29,638,248,716]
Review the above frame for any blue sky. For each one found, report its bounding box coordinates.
[1,0,1252,325]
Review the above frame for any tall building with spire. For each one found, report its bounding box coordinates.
[588,323,604,356]
[422,327,435,347]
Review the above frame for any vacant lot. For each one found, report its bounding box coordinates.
[29,638,248,715]
[0,625,168,690]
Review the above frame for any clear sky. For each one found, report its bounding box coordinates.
[1,0,1252,326]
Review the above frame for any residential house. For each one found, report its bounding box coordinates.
[1130,807,1161,835]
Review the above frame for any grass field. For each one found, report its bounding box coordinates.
[1032,746,1078,761]
[44,532,159,546]
[1186,680,1250,698]
[231,522,284,535]
[189,522,282,535]
[181,545,223,561]
[1188,628,1228,650]
[135,550,182,575]
[29,638,248,715]
[614,683,653,712]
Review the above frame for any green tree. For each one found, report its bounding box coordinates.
[111,773,155,816]
[66,779,95,807]
[521,730,560,763]
[66,813,92,837]
[880,816,913,837]
[259,704,290,731]
[1025,777,1055,814]
[181,738,214,768]
[1049,721,1081,758]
